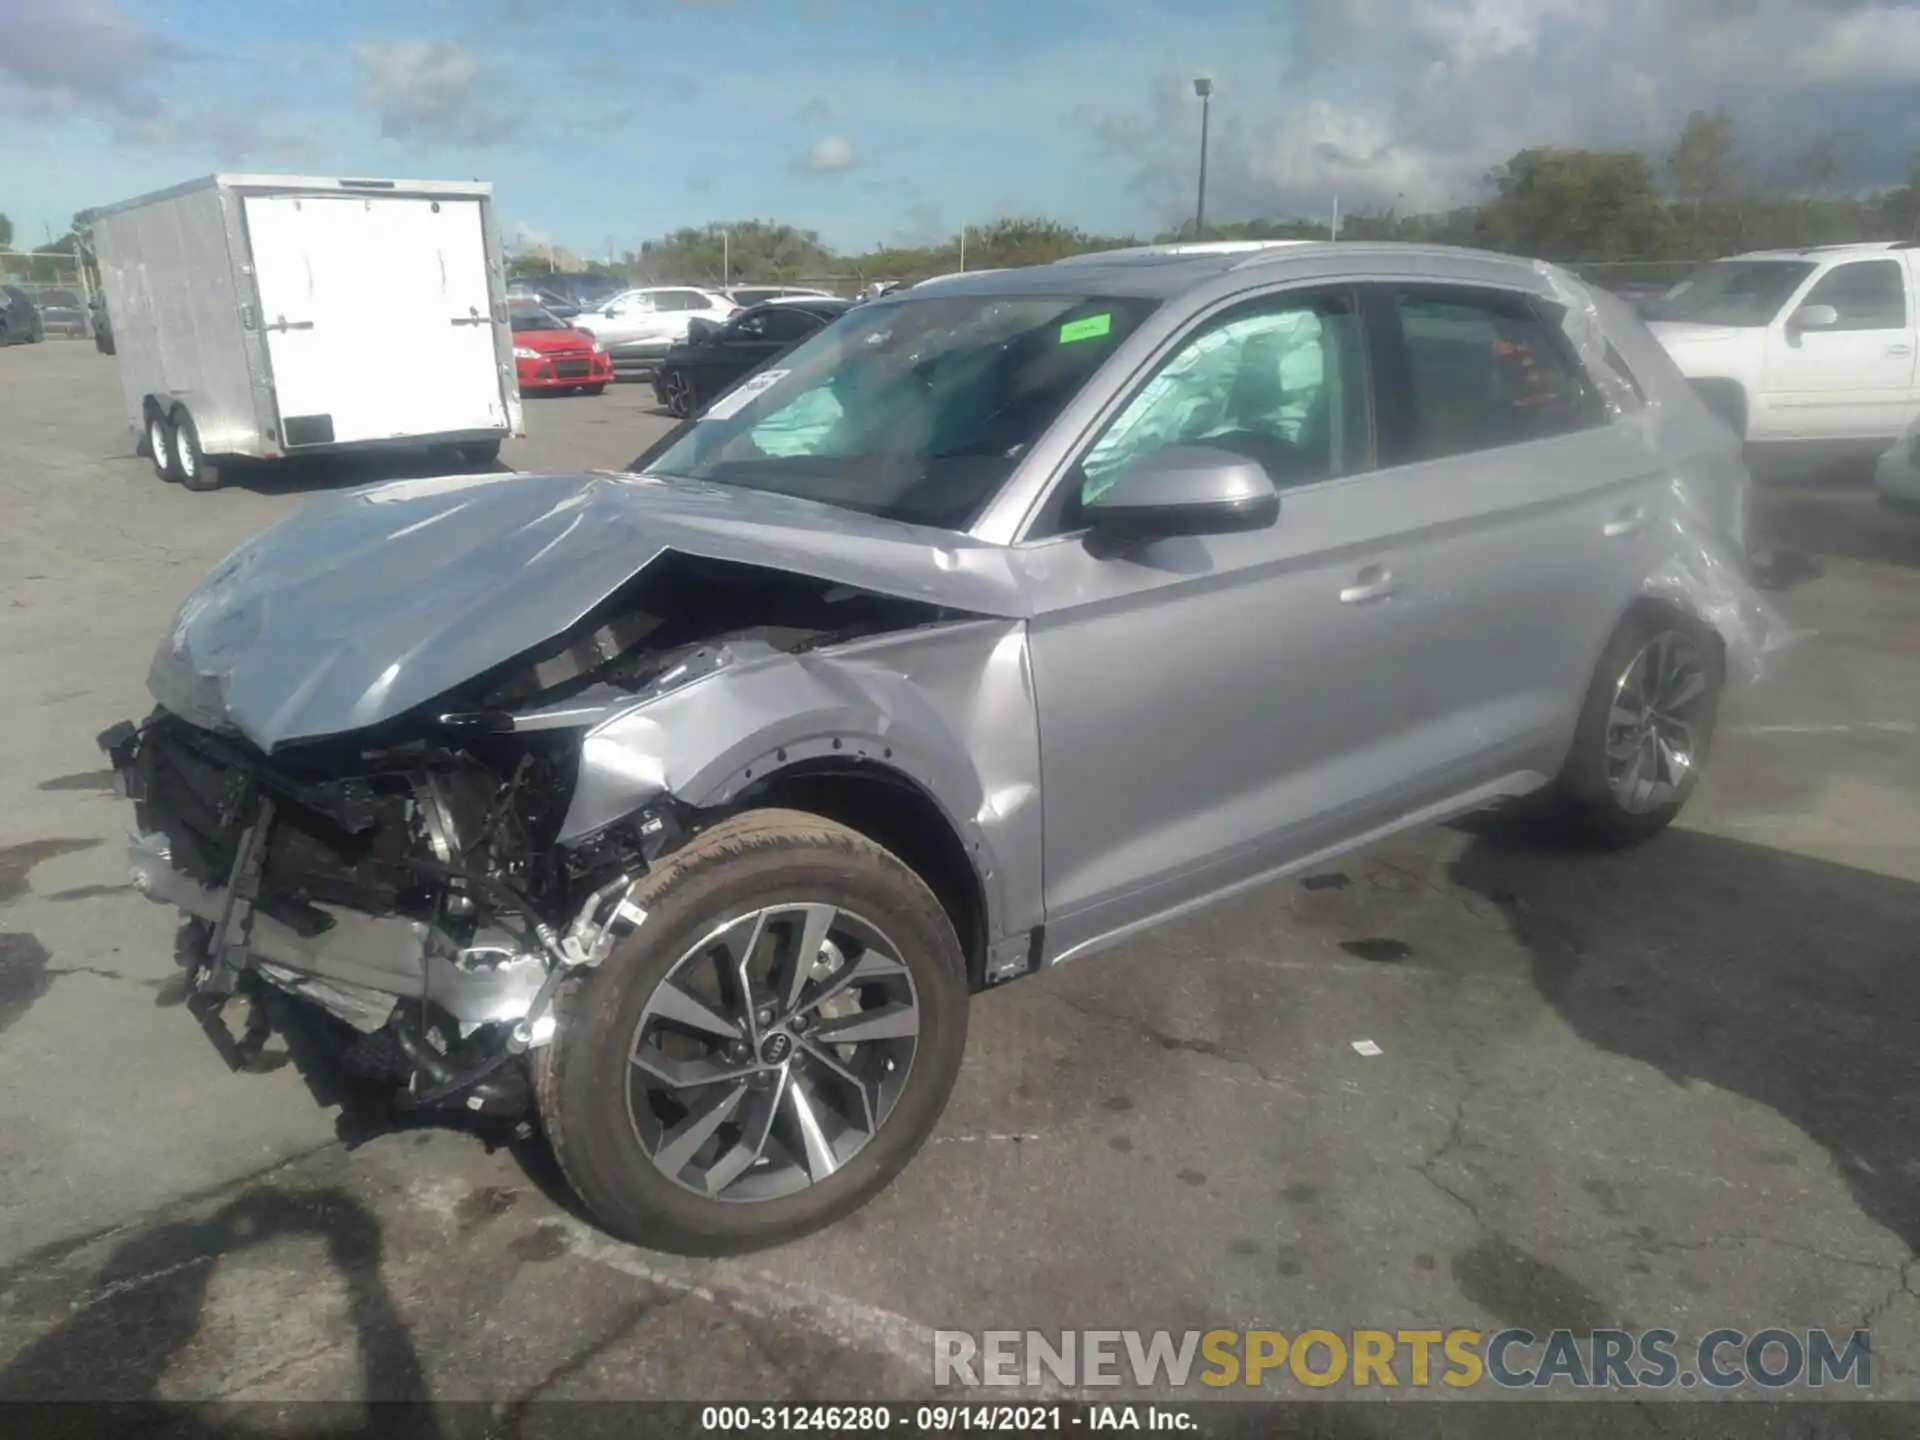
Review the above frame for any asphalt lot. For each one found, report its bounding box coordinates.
[3,342,1920,1426]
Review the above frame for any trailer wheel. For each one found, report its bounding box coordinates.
[453,440,501,470]
[171,410,220,492]
[146,411,178,482]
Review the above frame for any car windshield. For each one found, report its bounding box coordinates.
[43,290,79,307]
[638,291,1158,530]
[1648,260,1816,326]
[510,307,570,333]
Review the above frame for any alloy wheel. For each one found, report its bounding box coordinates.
[625,903,920,1203]
[1604,630,1709,815]
[663,369,693,418]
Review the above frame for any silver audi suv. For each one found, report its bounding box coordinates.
[100,241,1776,1253]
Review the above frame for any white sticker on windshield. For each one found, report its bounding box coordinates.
[700,368,790,421]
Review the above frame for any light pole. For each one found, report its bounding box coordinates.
[1193,77,1213,240]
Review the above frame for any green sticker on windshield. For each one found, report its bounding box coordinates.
[1059,313,1112,344]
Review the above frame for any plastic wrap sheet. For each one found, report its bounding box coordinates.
[1534,260,1794,686]
[1532,259,1643,416]
[1646,475,1795,687]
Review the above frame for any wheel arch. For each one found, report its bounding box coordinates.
[726,759,992,989]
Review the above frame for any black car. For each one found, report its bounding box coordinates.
[519,270,627,312]
[652,298,852,417]
[0,285,45,346]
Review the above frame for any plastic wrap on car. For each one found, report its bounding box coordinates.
[1531,259,1643,416]
[1644,475,1793,687]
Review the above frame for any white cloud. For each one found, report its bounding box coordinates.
[801,135,859,173]
[0,0,175,119]
[1094,0,1920,226]
[353,40,515,145]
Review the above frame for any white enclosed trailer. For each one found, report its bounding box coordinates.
[90,174,524,491]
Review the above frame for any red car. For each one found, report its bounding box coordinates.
[511,302,611,394]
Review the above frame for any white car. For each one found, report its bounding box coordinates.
[724,285,835,307]
[1875,413,1920,516]
[571,286,740,373]
[1647,241,1920,453]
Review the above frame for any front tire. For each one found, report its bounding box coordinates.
[1551,609,1724,847]
[536,809,969,1254]
[580,383,607,397]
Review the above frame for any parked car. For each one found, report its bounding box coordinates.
[573,286,741,377]
[99,242,1773,1255]
[1646,241,1920,455]
[0,285,45,345]
[531,270,629,312]
[91,292,115,354]
[1875,412,1920,516]
[34,287,88,337]
[653,297,853,417]
[511,300,612,395]
[724,285,836,308]
[508,283,580,321]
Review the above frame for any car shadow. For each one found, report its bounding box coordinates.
[1448,823,1920,1254]
[1747,453,1920,591]
[0,1186,443,1435]
[220,450,508,499]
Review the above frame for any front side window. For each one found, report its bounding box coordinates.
[639,292,1158,530]
[1649,261,1815,327]
[1800,260,1908,330]
[758,308,822,342]
[1070,289,1368,518]
[1393,288,1600,460]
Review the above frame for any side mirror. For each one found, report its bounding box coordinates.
[686,317,719,343]
[1083,445,1280,541]
[1789,303,1839,332]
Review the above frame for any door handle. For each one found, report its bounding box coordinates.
[1889,344,1914,357]
[1603,505,1647,538]
[1339,564,1401,604]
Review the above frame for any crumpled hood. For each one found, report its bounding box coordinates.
[149,468,1027,752]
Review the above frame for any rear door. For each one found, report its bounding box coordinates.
[1361,282,1668,796]
[244,193,507,446]
[1759,256,1916,440]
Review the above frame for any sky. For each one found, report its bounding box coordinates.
[3,0,1920,258]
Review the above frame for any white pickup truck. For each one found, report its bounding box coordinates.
[1647,241,1919,456]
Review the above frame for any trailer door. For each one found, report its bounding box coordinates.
[244,194,508,447]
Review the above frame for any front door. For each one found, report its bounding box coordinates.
[1018,285,1415,959]
[1760,256,1917,441]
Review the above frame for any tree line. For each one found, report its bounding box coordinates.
[8,109,1916,291]
[512,109,1920,292]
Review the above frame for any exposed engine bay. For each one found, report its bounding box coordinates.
[99,555,967,1129]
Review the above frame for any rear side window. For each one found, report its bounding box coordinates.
[1390,288,1601,460]
[1801,260,1908,330]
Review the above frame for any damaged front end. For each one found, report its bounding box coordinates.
[99,548,1004,1130]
